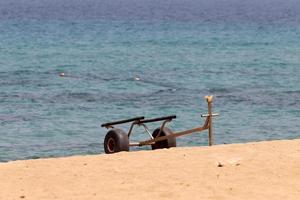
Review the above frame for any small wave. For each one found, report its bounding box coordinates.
[208,87,240,94]
[24,156,41,160]
[54,92,97,103]
[216,89,300,108]
[151,88,177,95]
[0,114,40,123]
[283,90,300,95]
[144,81,175,88]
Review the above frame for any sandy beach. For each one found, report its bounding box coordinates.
[0,139,299,200]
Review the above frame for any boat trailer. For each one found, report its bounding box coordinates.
[101,95,219,154]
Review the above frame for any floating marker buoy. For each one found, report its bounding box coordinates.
[133,76,140,81]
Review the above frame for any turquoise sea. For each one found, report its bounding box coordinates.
[0,0,300,162]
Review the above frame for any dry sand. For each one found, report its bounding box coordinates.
[0,139,299,200]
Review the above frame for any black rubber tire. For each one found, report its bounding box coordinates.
[104,129,129,154]
[151,127,176,150]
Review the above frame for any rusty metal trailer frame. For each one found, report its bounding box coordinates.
[101,95,218,151]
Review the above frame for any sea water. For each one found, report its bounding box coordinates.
[0,0,299,162]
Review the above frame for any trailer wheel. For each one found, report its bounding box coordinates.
[151,127,176,150]
[104,129,129,154]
